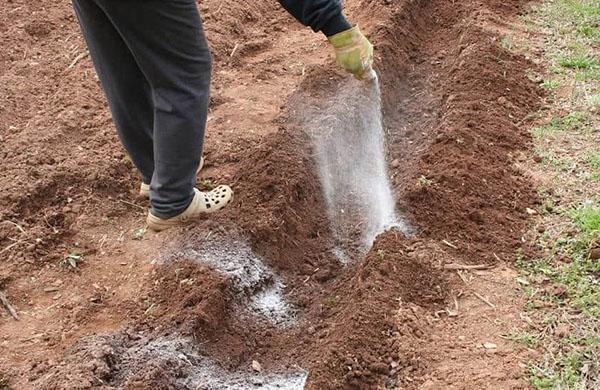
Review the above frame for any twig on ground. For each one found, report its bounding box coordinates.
[0,241,21,255]
[68,51,88,69]
[457,270,471,284]
[0,291,20,320]
[230,43,240,58]
[442,240,458,249]
[473,291,496,308]
[1,220,25,233]
[446,294,459,317]
[444,263,492,270]
[118,199,146,211]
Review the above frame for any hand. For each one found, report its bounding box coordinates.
[328,26,373,80]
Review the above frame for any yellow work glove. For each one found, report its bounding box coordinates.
[328,26,373,80]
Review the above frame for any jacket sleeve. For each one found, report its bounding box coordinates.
[278,0,352,36]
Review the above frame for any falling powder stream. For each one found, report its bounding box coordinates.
[307,70,406,261]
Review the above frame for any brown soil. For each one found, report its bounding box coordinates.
[0,0,544,389]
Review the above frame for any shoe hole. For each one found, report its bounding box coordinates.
[206,203,211,209]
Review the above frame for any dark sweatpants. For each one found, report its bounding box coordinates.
[72,0,211,219]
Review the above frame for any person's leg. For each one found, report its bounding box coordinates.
[72,0,155,185]
[95,0,211,219]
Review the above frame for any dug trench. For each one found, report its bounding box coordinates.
[0,0,544,388]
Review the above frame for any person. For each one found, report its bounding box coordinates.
[72,0,373,231]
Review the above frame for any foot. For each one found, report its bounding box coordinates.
[140,156,205,198]
[146,186,233,231]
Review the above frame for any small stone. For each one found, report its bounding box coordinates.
[44,287,59,293]
[390,159,400,168]
[589,248,600,260]
[251,360,262,372]
[483,342,497,349]
[533,155,543,163]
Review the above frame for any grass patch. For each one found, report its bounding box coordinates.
[520,202,600,316]
[576,23,599,38]
[538,151,571,171]
[521,1,600,388]
[568,204,600,233]
[588,151,600,182]
[500,35,515,50]
[586,151,600,170]
[531,112,589,137]
[586,94,600,108]
[507,331,540,348]
[528,347,596,390]
[542,79,561,90]
[559,55,598,70]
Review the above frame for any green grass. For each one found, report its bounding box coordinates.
[576,24,599,38]
[542,79,561,90]
[532,112,589,137]
[574,66,600,82]
[521,1,599,388]
[568,204,600,233]
[520,202,599,316]
[507,331,540,348]
[500,36,515,50]
[559,55,598,70]
[538,151,571,171]
[529,348,593,389]
[586,151,600,170]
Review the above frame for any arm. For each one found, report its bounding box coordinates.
[278,0,352,36]
[278,0,374,80]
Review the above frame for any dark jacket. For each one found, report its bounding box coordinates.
[278,0,351,36]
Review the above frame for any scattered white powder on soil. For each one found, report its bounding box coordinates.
[158,237,297,326]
